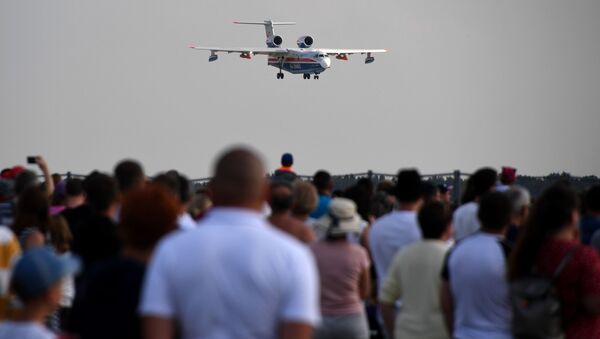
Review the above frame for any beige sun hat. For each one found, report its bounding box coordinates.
[314,198,362,237]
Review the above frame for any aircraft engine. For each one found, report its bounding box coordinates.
[296,36,314,48]
[267,35,283,47]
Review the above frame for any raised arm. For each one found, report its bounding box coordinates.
[36,157,54,197]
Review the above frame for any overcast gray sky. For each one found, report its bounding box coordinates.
[2,0,599,178]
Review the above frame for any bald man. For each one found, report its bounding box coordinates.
[140,148,320,339]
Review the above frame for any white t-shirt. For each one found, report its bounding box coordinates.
[0,321,55,339]
[140,207,320,339]
[379,240,450,339]
[442,232,512,339]
[452,202,480,241]
[368,210,421,285]
[177,213,197,231]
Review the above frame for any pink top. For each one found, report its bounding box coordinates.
[310,241,369,315]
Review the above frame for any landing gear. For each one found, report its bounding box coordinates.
[303,73,310,80]
[277,72,284,79]
[314,75,319,80]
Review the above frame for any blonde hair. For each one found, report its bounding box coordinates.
[292,181,318,215]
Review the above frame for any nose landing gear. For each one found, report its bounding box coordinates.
[276,72,284,79]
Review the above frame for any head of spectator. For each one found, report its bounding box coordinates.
[64,178,85,209]
[0,169,12,180]
[500,167,517,186]
[268,181,294,215]
[314,198,362,241]
[153,171,193,213]
[50,216,72,254]
[10,247,79,322]
[51,173,62,186]
[418,201,453,241]
[394,169,423,210]
[291,181,319,222]
[421,181,440,204]
[189,188,212,220]
[344,178,374,222]
[313,170,333,196]
[477,192,513,235]
[83,172,119,218]
[12,187,52,238]
[14,170,39,197]
[0,179,12,203]
[585,185,600,217]
[119,185,179,262]
[114,160,145,193]
[281,153,294,169]
[437,184,452,204]
[370,191,396,219]
[461,167,498,204]
[209,147,267,211]
[506,186,531,227]
[508,183,580,280]
[51,180,66,207]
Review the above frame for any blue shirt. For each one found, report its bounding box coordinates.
[580,215,600,245]
[310,195,331,219]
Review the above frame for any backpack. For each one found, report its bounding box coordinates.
[509,246,579,339]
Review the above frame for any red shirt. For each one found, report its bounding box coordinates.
[536,239,600,338]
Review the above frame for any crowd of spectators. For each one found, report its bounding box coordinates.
[1,149,600,339]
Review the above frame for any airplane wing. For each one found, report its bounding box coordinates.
[318,49,387,55]
[188,45,289,56]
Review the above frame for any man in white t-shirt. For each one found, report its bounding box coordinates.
[140,147,320,339]
[368,169,423,287]
[441,192,513,339]
[452,168,497,241]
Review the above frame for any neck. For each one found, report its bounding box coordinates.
[398,201,420,211]
[553,226,578,242]
[122,247,153,264]
[15,302,51,324]
[291,212,309,221]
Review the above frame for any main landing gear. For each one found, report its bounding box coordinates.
[276,72,284,79]
[303,73,319,80]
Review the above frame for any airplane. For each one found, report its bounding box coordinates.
[189,20,387,79]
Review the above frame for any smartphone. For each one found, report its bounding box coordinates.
[27,156,38,164]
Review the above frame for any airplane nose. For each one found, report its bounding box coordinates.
[319,56,331,69]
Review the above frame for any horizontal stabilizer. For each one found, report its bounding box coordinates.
[233,21,296,26]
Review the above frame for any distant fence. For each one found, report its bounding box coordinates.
[54,170,600,203]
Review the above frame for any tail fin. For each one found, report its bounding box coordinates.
[234,20,295,47]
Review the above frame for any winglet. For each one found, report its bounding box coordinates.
[188,44,196,49]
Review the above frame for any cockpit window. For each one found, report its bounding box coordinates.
[317,54,325,57]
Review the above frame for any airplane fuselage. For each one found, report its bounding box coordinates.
[267,49,331,75]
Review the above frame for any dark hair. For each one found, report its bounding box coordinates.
[114,160,144,192]
[461,168,498,204]
[508,183,579,280]
[418,201,452,239]
[269,182,294,213]
[12,187,51,236]
[313,170,332,192]
[119,185,179,250]
[395,169,422,203]
[153,171,192,205]
[83,172,118,212]
[281,153,293,167]
[65,178,84,197]
[14,170,38,196]
[421,181,439,203]
[344,178,374,221]
[477,192,512,231]
[586,185,600,213]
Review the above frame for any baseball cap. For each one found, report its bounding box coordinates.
[314,198,362,237]
[12,247,81,301]
[281,153,294,167]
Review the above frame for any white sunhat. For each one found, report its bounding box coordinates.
[314,198,362,237]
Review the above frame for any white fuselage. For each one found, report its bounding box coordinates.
[268,49,331,74]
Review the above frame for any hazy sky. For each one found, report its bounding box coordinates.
[2,0,599,178]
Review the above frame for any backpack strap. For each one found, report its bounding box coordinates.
[551,245,580,281]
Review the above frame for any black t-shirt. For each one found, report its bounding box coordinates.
[71,212,120,273]
[71,256,146,339]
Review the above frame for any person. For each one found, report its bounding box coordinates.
[496,166,517,192]
[508,183,600,338]
[344,178,374,223]
[370,181,397,220]
[368,169,423,286]
[310,198,371,339]
[268,181,316,243]
[0,225,20,320]
[273,153,297,183]
[291,181,319,228]
[63,179,85,210]
[437,184,452,205]
[71,185,179,339]
[310,170,333,219]
[581,185,600,245]
[452,167,497,240]
[379,201,452,339]
[0,247,79,339]
[114,160,145,193]
[140,147,319,339]
[504,185,531,245]
[421,181,441,204]
[153,171,196,231]
[440,192,513,339]
[188,187,212,221]
[70,172,120,275]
